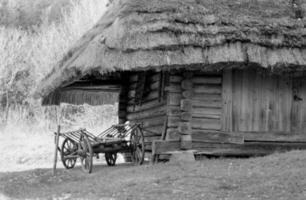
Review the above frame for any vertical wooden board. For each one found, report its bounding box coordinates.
[232,69,242,132]
[279,76,292,132]
[240,69,252,132]
[221,69,233,132]
[300,78,306,133]
[252,70,262,132]
[292,77,304,133]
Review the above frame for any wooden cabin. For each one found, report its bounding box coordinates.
[36,0,306,158]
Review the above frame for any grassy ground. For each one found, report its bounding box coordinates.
[1,134,306,200]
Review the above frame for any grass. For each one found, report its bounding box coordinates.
[0,150,306,200]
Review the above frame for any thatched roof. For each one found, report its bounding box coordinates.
[36,0,306,104]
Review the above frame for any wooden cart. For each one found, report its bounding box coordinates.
[56,123,145,173]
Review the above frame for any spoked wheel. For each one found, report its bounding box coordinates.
[78,134,93,173]
[130,126,145,165]
[61,138,78,169]
[105,152,117,166]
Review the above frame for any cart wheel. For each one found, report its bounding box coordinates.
[79,134,93,173]
[130,126,145,165]
[105,153,117,166]
[61,138,78,169]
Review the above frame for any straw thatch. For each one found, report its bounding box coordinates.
[36,0,306,103]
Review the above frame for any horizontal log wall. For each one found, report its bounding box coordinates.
[165,71,183,141]
[190,72,223,132]
[126,72,167,151]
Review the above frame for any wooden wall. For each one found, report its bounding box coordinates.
[223,68,306,134]
[119,71,168,150]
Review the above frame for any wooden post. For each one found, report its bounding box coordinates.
[53,125,61,176]
[180,72,193,150]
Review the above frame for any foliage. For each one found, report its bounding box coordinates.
[0,0,115,133]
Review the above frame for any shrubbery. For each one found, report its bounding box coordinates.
[0,0,117,134]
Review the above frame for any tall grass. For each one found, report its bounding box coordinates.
[0,0,117,135]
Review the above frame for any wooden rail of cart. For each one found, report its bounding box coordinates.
[55,123,145,173]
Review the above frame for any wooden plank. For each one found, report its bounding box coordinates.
[191,131,244,144]
[126,105,166,120]
[131,116,166,128]
[233,131,306,142]
[167,93,182,106]
[142,126,164,136]
[191,118,221,130]
[181,135,192,150]
[169,75,183,83]
[192,113,220,119]
[181,99,192,112]
[166,128,180,140]
[193,107,221,116]
[192,141,306,156]
[181,79,193,90]
[182,91,194,99]
[178,122,192,134]
[192,77,222,84]
[127,99,164,112]
[144,136,163,143]
[192,99,222,108]
[167,106,181,117]
[152,140,181,155]
[222,69,233,132]
[168,116,180,128]
[181,112,192,121]
[165,85,181,93]
[192,93,221,101]
[193,85,222,94]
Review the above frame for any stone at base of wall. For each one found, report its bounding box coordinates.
[168,150,196,164]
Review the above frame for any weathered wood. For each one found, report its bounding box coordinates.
[129,74,138,82]
[167,106,181,117]
[132,116,166,128]
[127,99,164,112]
[192,99,222,108]
[161,118,168,140]
[192,107,221,116]
[181,79,193,90]
[192,113,220,119]
[178,122,192,134]
[192,77,222,84]
[232,131,306,142]
[191,131,244,144]
[126,105,166,120]
[128,89,160,100]
[181,112,192,121]
[181,134,192,150]
[222,69,233,132]
[168,116,180,128]
[53,125,60,176]
[191,118,221,130]
[192,141,306,156]
[183,72,194,79]
[193,85,222,94]
[192,93,221,101]
[144,136,163,143]
[166,128,181,140]
[169,75,183,83]
[167,93,182,106]
[142,126,164,137]
[182,91,194,98]
[165,85,181,93]
[181,99,192,111]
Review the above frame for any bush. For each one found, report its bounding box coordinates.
[0,0,115,134]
